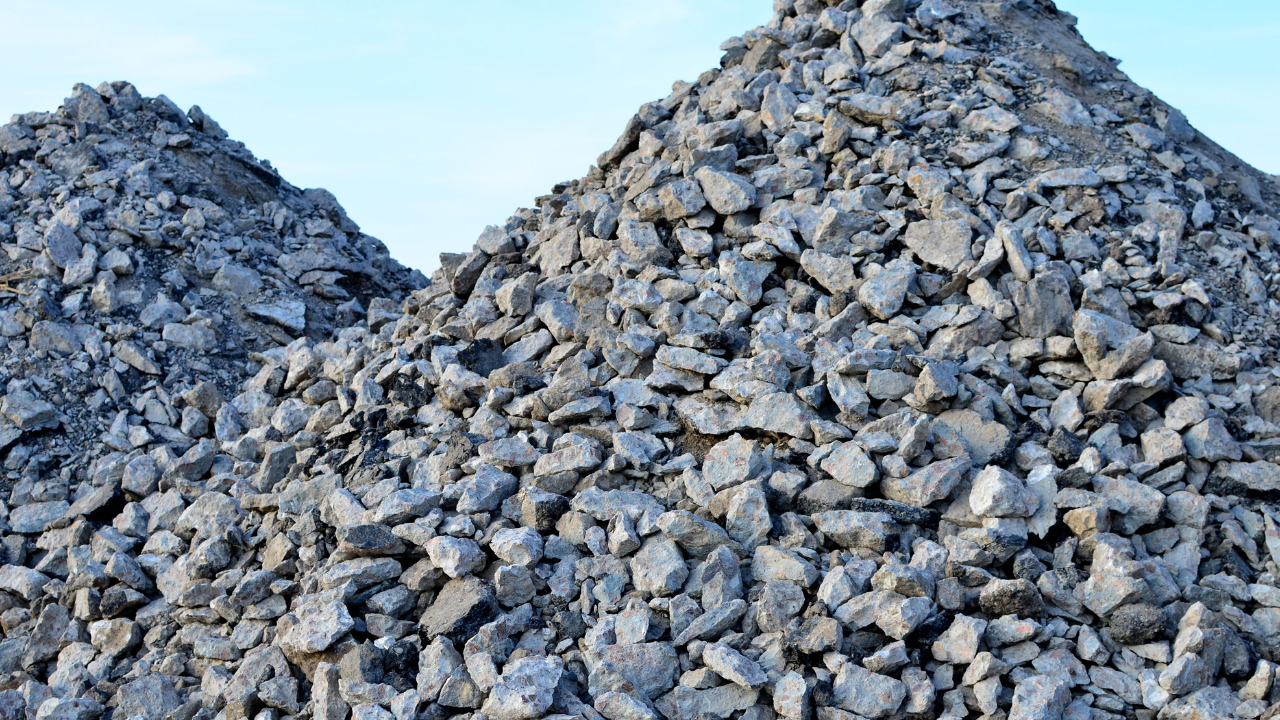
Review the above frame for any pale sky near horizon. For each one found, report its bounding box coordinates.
[1,1,1275,275]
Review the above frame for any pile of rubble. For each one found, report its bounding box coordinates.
[3,1,1280,720]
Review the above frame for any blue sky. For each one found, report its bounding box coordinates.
[1,1,1275,274]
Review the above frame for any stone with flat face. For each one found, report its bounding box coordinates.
[881,455,972,507]
[832,663,906,719]
[903,220,971,271]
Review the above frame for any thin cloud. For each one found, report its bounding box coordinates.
[0,2,255,90]
[600,0,696,30]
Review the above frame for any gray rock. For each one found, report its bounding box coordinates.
[801,250,855,294]
[33,698,102,720]
[419,576,497,643]
[43,221,82,268]
[751,545,817,586]
[1158,685,1242,720]
[673,395,746,435]
[425,536,485,578]
[595,691,661,720]
[490,527,544,566]
[213,263,263,296]
[1014,271,1074,338]
[0,565,50,600]
[773,672,808,720]
[656,684,757,720]
[89,618,141,656]
[1008,675,1071,720]
[674,599,747,645]
[979,578,1044,617]
[24,604,70,666]
[455,465,519,513]
[1034,167,1103,188]
[630,536,688,596]
[701,642,766,688]
[281,595,353,654]
[694,168,756,215]
[742,392,815,438]
[702,434,764,490]
[857,259,916,320]
[115,675,180,720]
[881,455,971,506]
[932,614,987,664]
[839,93,909,125]
[812,511,896,551]
[658,510,737,558]
[10,500,69,534]
[480,656,563,720]
[588,642,679,700]
[903,220,971,271]
[0,391,58,430]
[1183,418,1241,462]
[820,441,878,487]
[1215,461,1280,493]
[247,300,307,333]
[969,465,1039,518]
[832,663,906,719]
[175,491,239,537]
[1073,309,1154,380]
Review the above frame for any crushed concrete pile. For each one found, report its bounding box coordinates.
[3,1,1280,720]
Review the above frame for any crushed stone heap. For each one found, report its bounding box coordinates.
[4,1,1280,720]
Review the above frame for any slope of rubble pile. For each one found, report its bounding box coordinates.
[0,80,425,464]
[4,1,1280,720]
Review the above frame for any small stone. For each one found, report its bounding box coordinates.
[932,614,987,664]
[480,655,563,720]
[419,576,497,642]
[596,692,661,720]
[10,501,69,534]
[630,536,688,597]
[34,699,103,720]
[247,300,307,333]
[812,511,896,551]
[820,441,878,487]
[0,565,50,600]
[115,675,181,720]
[490,527,544,566]
[1107,603,1166,644]
[1073,309,1154,380]
[703,434,764,490]
[858,259,916,320]
[742,392,815,439]
[1008,675,1071,720]
[831,662,906,719]
[282,597,354,654]
[881,455,971,506]
[425,536,485,578]
[1183,418,1241,462]
[88,618,141,656]
[773,671,808,719]
[702,642,766,688]
[903,220,971,271]
[969,465,1039,518]
[978,578,1044,617]
[694,167,756,214]
[0,391,58,430]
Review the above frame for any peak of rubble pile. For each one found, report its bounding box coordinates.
[0,79,424,470]
[3,2,1280,720]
